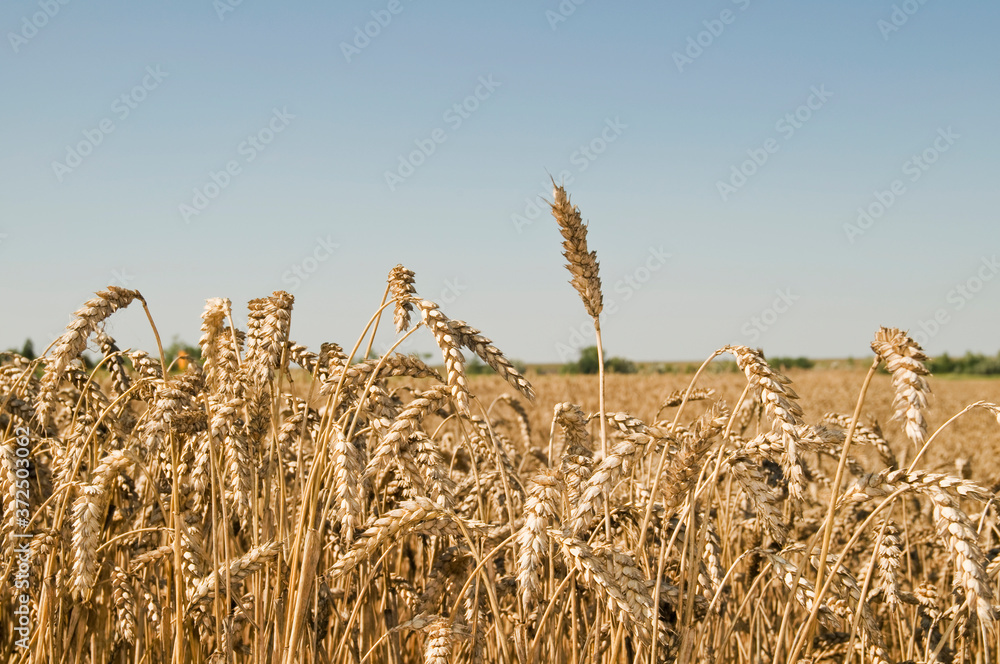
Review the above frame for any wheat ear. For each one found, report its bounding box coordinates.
[418,300,470,412]
[37,286,143,421]
[871,326,931,446]
[388,264,417,333]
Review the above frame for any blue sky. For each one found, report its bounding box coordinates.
[2,1,998,364]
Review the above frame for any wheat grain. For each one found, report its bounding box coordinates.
[388,264,417,333]
[112,565,137,644]
[871,326,931,446]
[330,496,465,578]
[332,424,363,540]
[188,540,282,608]
[418,300,470,412]
[37,286,144,422]
[550,183,602,318]
[516,469,563,611]
[727,345,805,502]
[449,319,534,400]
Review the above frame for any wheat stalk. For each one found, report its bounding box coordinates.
[871,326,931,446]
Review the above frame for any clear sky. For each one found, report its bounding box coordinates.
[2,1,998,364]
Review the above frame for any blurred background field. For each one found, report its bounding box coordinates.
[463,368,1000,484]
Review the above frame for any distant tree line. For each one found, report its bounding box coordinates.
[561,346,637,374]
[769,356,815,370]
[6,336,999,377]
[927,351,1000,375]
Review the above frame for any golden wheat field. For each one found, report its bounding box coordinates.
[468,371,1000,485]
[3,186,1000,664]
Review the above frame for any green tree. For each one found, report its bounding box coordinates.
[771,356,814,370]
[929,352,955,374]
[605,356,637,374]
[576,346,601,374]
[467,357,491,375]
[563,346,635,374]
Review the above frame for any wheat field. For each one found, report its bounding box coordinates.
[2,186,1000,663]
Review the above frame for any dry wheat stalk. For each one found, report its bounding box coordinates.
[112,565,137,644]
[0,436,20,556]
[423,617,455,664]
[570,432,655,535]
[550,184,602,318]
[410,431,455,509]
[493,393,532,449]
[516,469,563,611]
[871,326,931,446]
[285,340,317,375]
[198,297,232,393]
[823,413,896,469]
[214,328,243,399]
[130,545,174,572]
[658,387,716,412]
[332,424,363,541]
[187,540,282,608]
[927,487,996,623]
[869,519,904,611]
[418,300,470,412]
[366,385,451,477]
[70,449,137,597]
[326,353,441,394]
[727,345,805,501]
[330,496,466,578]
[727,455,787,543]
[261,290,294,373]
[551,529,652,648]
[37,287,144,422]
[95,330,131,399]
[449,319,535,400]
[842,468,993,504]
[554,403,593,511]
[841,469,996,622]
[700,516,724,603]
[765,550,841,630]
[388,264,417,333]
[243,297,268,381]
[224,430,254,525]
